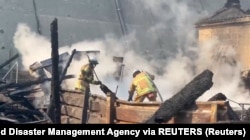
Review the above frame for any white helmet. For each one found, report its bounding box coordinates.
[133,69,141,77]
[89,58,99,65]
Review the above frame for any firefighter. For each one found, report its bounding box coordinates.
[128,69,158,103]
[75,58,102,92]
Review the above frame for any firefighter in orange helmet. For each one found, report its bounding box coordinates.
[128,69,157,103]
[75,59,102,92]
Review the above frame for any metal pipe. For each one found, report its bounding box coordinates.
[114,0,128,36]
[33,0,42,34]
[115,64,125,95]
[154,84,164,102]
[2,61,18,82]
[16,61,18,83]
[59,49,76,85]
[0,53,19,70]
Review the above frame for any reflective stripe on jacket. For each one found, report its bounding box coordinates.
[131,72,157,96]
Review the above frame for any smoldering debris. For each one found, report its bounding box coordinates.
[0,91,49,124]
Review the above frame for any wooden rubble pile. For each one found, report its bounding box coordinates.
[0,18,77,124]
[0,19,250,124]
[0,45,50,123]
[0,80,52,124]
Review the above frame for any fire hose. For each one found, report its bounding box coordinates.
[115,64,125,95]
[153,82,164,102]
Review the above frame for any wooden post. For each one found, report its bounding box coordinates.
[59,49,76,85]
[81,87,90,124]
[105,92,115,124]
[210,103,218,123]
[47,18,61,123]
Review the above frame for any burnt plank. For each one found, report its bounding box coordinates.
[47,18,61,123]
[144,69,213,123]
[208,93,240,121]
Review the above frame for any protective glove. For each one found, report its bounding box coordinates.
[128,91,133,101]
[96,81,102,85]
[128,96,133,101]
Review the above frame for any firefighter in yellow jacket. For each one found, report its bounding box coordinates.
[75,59,102,92]
[128,69,157,103]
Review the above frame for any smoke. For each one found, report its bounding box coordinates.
[195,37,250,106]
[136,0,250,106]
[12,0,250,108]
[13,23,51,69]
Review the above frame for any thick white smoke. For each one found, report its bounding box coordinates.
[12,0,250,108]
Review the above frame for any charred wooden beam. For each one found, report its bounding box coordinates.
[208,93,240,121]
[8,88,40,97]
[0,75,73,92]
[59,49,76,85]
[0,82,16,91]
[47,18,61,124]
[8,96,36,110]
[0,53,19,70]
[100,84,118,99]
[0,78,50,91]
[2,106,43,118]
[208,92,227,101]
[0,98,50,123]
[144,69,213,124]
[0,94,41,118]
[0,80,6,84]
[81,87,90,124]
[1,107,52,124]
[0,100,25,108]
[225,101,240,121]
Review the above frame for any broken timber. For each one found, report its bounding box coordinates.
[46,18,61,123]
[208,93,240,121]
[0,75,73,92]
[58,68,250,124]
[144,69,213,124]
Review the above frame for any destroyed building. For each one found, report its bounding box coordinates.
[1,0,250,124]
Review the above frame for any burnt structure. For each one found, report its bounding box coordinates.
[145,69,213,123]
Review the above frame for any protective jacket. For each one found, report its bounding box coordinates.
[129,71,157,97]
[75,64,100,91]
